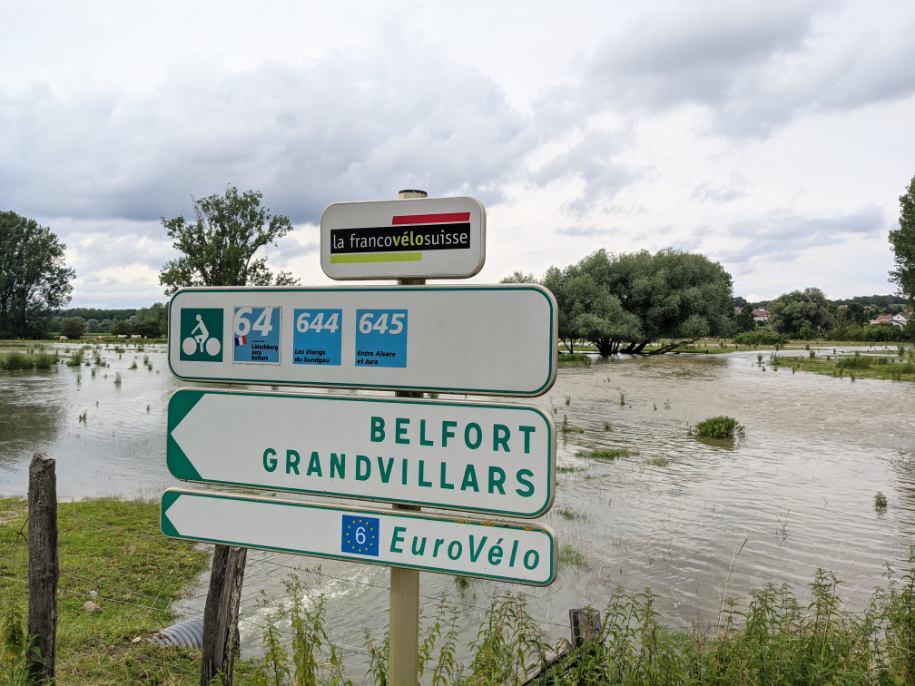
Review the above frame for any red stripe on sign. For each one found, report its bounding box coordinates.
[391,212,470,225]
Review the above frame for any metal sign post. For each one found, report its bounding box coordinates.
[391,188,425,686]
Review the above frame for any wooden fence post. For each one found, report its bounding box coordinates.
[569,608,601,648]
[27,453,58,685]
[200,545,247,686]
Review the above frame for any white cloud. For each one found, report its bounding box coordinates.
[1,0,913,306]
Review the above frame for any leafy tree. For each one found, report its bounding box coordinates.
[500,271,537,284]
[159,186,298,295]
[543,249,733,356]
[0,211,75,338]
[60,317,86,339]
[767,288,835,338]
[735,305,756,332]
[85,318,100,333]
[889,174,915,300]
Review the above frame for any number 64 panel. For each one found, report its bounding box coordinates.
[168,285,557,397]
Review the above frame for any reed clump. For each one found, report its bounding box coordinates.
[694,416,744,439]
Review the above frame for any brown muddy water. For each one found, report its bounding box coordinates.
[2,342,914,682]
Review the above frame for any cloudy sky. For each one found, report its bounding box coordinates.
[2,0,914,307]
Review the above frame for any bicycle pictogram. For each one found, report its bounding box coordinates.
[179,308,224,362]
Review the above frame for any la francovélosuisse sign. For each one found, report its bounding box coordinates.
[161,489,556,586]
[167,389,555,518]
[320,197,485,280]
[167,285,557,396]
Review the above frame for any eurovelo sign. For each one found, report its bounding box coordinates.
[167,285,557,396]
[161,489,556,586]
[167,389,556,518]
[320,196,485,280]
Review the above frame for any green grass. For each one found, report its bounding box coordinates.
[556,465,585,474]
[693,416,743,439]
[265,555,915,684]
[557,353,591,367]
[575,448,638,460]
[645,456,672,467]
[4,498,912,685]
[554,507,583,521]
[558,545,586,569]
[0,498,257,685]
[771,352,915,382]
[560,417,585,434]
[533,559,915,685]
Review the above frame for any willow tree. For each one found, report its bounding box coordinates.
[543,249,734,356]
[889,174,915,301]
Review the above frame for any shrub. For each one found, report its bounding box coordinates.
[694,416,743,439]
[875,491,888,511]
[733,330,788,346]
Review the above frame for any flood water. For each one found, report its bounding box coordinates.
[2,342,914,681]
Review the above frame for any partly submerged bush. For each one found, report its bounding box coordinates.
[0,352,57,370]
[694,416,744,439]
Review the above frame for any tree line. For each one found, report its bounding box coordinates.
[53,303,168,339]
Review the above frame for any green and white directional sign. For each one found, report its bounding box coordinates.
[161,489,556,586]
[167,389,555,518]
[168,285,557,396]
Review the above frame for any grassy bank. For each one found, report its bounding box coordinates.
[566,338,908,356]
[0,498,256,685]
[771,350,915,382]
[2,499,913,684]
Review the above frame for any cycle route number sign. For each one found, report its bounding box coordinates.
[168,285,557,396]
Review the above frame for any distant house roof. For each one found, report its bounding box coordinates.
[869,313,907,327]
[752,308,769,321]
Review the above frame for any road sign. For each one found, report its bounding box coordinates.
[168,285,557,396]
[167,389,556,518]
[161,489,557,586]
[320,197,485,280]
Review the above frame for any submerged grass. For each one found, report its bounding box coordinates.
[558,353,591,367]
[556,465,585,474]
[576,448,639,461]
[772,351,915,382]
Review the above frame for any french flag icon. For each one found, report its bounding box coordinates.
[234,335,248,346]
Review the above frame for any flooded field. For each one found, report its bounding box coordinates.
[2,342,914,681]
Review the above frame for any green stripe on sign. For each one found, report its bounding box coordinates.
[330,252,423,263]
